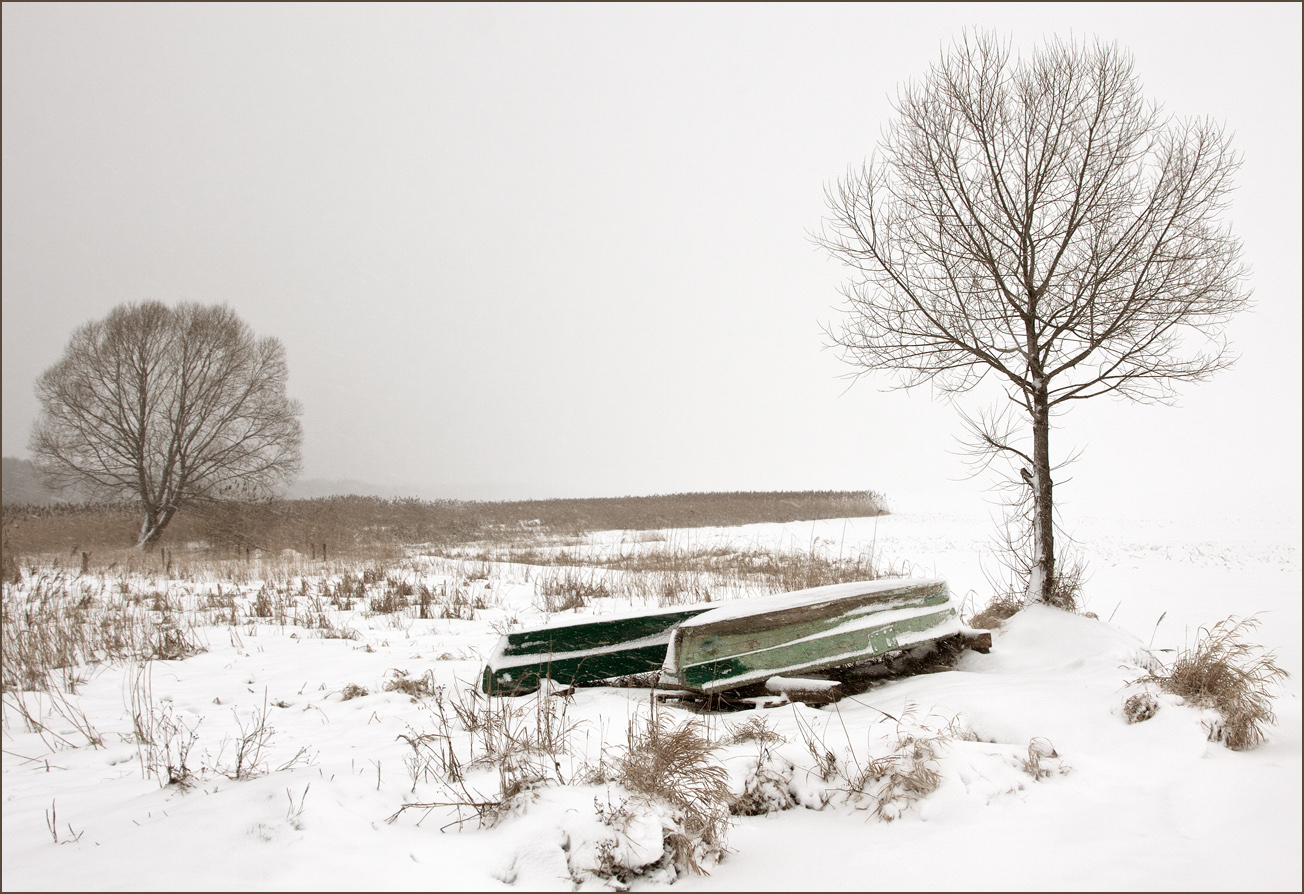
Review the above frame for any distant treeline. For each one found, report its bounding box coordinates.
[2,490,888,558]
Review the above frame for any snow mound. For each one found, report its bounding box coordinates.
[491,784,713,890]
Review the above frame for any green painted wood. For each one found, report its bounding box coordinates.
[483,642,677,695]
[672,581,950,668]
[484,580,960,697]
[482,606,714,695]
[660,579,959,694]
[495,607,713,657]
[669,606,958,692]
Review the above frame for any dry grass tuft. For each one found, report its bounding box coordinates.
[852,727,949,821]
[383,669,437,698]
[818,708,981,821]
[1122,691,1159,724]
[613,711,732,874]
[1045,553,1088,612]
[722,715,786,746]
[968,592,1023,629]
[729,741,796,817]
[1020,737,1064,779]
[535,567,610,613]
[1,572,206,751]
[969,549,1088,626]
[388,681,584,831]
[1144,615,1289,750]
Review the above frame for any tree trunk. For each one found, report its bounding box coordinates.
[1026,385,1056,605]
[137,505,177,549]
[138,509,158,549]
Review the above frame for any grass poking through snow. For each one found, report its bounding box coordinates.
[1144,615,1290,750]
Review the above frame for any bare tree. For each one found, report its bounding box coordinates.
[816,33,1249,605]
[30,301,303,547]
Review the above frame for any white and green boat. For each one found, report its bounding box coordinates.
[658,578,958,694]
[480,604,716,696]
[480,578,967,698]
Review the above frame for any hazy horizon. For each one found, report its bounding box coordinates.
[0,453,891,508]
[4,4,1300,522]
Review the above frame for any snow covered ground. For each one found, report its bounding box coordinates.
[2,508,1299,891]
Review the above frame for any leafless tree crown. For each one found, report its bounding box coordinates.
[29,301,303,545]
[816,33,1249,603]
[818,32,1249,406]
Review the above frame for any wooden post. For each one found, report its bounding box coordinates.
[81,551,90,575]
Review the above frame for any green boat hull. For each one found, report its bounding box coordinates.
[481,605,715,695]
[481,578,961,698]
[659,579,959,694]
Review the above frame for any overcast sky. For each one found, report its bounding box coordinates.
[3,3,1300,524]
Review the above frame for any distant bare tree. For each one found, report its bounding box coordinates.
[817,33,1249,605]
[30,302,303,547]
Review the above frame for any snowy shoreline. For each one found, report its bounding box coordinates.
[3,509,1299,890]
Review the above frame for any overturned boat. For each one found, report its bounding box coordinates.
[480,604,716,696]
[658,578,959,694]
[480,578,968,698]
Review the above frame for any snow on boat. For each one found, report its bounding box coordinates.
[480,604,716,696]
[658,578,960,694]
[481,577,963,698]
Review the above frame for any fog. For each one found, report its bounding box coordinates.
[3,3,1299,523]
